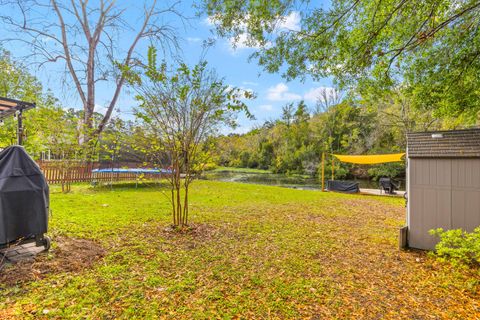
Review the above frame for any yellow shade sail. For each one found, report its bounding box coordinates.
[332,153,405,165]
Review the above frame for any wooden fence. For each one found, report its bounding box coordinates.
[37,161,166,185]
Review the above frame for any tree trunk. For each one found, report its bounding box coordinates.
[183,183,189,226]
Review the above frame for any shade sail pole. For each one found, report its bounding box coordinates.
[331,157,335,181]
[321,152,325,192]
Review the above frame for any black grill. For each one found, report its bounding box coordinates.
[0,146,49,248]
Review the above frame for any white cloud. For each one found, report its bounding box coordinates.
[227,85,255,100]
[204,16,217,26]
[94,103,106,113]
[40,36,54,43]
[206,11,300,53]
[266,83,302,102]
[259,104,274,111]
[239,86,254,97]
[228,34,271,52]
[186,37,202,43]
[229,125,253,134]
[207,11,301,32]
[276,11,301,32]
[303,86,337,103]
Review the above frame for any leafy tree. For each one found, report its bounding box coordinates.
[281,103,295,126]
[203,0,480,120]
[293,100,309,124]
[0,49,69,151]
[32,106,82,192]
[0,50,43,102]
[97,118,151,165]
[133,47,253,228]
[258,140,274,170]
[0,49,41,147]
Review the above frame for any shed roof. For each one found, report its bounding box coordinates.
[407,128,480,158]
[0,97,35,120]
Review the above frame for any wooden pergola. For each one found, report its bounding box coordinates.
[0,97,36,145]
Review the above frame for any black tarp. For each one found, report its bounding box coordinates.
[327,180,359,193]
[0,146,49,245]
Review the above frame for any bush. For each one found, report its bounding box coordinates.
[430,227,480,265]
[368,162,405,180]
[318,161,348,180]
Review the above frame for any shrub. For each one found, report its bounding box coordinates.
[430,227,480,266]
[367,162,405,181]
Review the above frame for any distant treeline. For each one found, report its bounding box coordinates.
[213,90,478,180]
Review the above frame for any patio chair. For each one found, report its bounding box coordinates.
[379,177,400,195]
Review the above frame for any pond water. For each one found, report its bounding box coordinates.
[201,169,406,191]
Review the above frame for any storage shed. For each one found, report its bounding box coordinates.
[406,128,480,250]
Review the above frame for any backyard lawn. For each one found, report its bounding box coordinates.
[1,181,479,319]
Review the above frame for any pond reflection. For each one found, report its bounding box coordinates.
[201,169,405,191]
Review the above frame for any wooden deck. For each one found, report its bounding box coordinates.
[0,241,48,264]
[360,188,406,197]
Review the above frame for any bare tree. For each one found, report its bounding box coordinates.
[0,0,183,143]
[374,87,441,147]
[314,87,343,114]
[312,87,343,154]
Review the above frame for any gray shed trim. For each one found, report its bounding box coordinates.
[407,128,480,158]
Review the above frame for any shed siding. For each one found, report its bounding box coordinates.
[408,158,480,250]
[409,159,452,250]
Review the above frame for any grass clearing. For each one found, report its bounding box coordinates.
[1,180,479,319]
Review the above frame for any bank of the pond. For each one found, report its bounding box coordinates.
[203,167,405,191]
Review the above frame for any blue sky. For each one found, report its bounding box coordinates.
[2,0,333,134]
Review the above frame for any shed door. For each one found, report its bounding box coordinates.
[451,159,480,231]
[408,158,480,250]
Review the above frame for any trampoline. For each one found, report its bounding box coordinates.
[91,168,172,188]
[92,168,171,174]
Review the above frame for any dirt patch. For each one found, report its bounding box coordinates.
[0,236,105,286]
[162,223,221,237]
[127,222,245,252]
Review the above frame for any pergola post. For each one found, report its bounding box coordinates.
[17,110,23,145]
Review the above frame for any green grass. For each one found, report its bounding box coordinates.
[1,181,479,319]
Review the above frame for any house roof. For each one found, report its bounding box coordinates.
[0,97,36,120]
[407,128,480,158]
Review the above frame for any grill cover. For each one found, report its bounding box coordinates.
[0,146,49,245]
